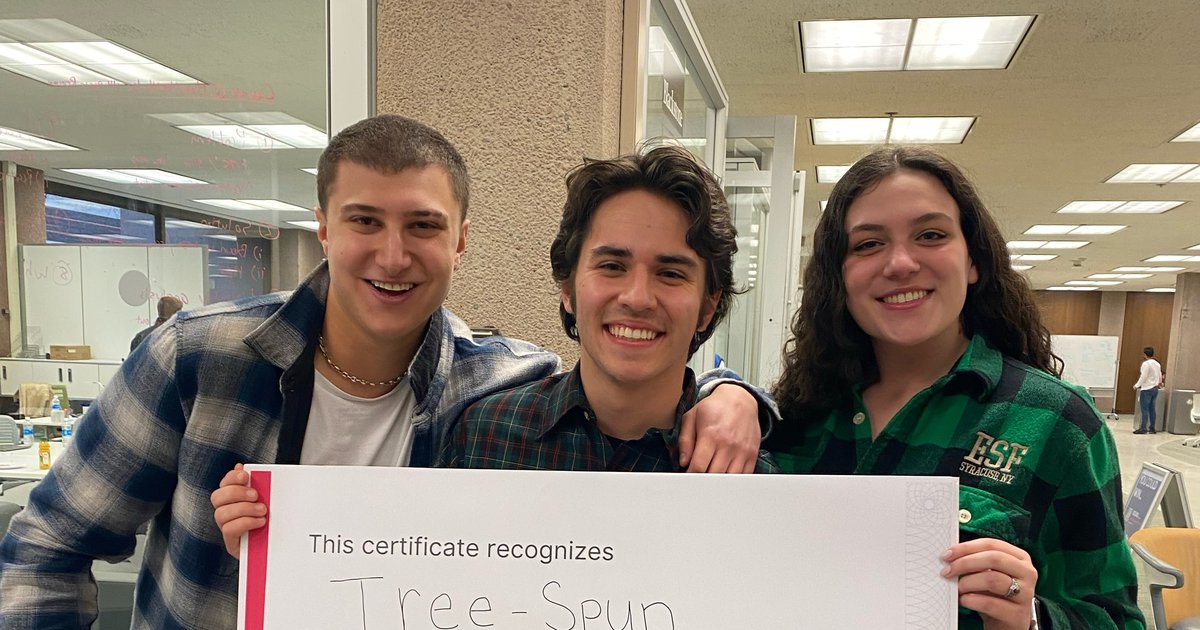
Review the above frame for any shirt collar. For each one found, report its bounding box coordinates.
[940,333,1002,400]
[535,363,699,439]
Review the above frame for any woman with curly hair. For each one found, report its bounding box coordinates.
[766,146,1142,630]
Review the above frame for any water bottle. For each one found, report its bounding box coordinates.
[61,416,74,447]
[22,421,33,445]
[50,395,64,425]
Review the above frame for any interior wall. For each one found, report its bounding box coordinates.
[375,0,624,363]
[1116,292,1175,413]
[1034,290,1101,335]
[1,165,47,358]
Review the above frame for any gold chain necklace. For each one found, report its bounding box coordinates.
[317,335,406,388]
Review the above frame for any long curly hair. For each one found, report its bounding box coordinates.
[772,146,1061,421]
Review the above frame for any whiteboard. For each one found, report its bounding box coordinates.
[18,245,206,360]
[19,245,84,349]
[1051,334,1120,390]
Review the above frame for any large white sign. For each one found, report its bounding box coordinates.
[238,466,958,630]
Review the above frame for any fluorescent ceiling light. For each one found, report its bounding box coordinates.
[176,125,288,150]
[887,117,975,143]
[62,168,207,185]
[811,116,974,145]
[286,220,320,231]
[799,19,911,72]
[1065,280,1122,286]
[1088,273,1152,280]
[1106,163,1197,183]
[1144,255,1200,263]
[819,200,828,212]
[1146,288,1176,293]
[301,168,318,175]
[0,125,79,150]
[246,124,327,149]
[1170,122,1200,142]
[195,198,310,212]
[1172,166,1200,183]
[0,20,201,86]
[1025,224,1125,235]
[1007,240,1088,250]
[1011,254,1057,261]
[1011,265,1033,271]
[816,165,850,183]
[811,118,889,144]
[1114,266,1185,272]
[1055,200,1184,214]
[1047,286,1097,291]
[907,16,1033,70]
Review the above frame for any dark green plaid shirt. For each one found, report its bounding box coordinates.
[766,335,1143,630]
[439,365,777,473]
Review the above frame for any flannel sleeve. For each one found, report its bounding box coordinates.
[0,326,187,629]
[1035,421,1144,630]
[695,368,780,440]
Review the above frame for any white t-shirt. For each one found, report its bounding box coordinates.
[299,369,417,466]
[1134,358,1163,391]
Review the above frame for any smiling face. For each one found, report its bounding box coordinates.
[563,189,719,392]
[842,169,978,358]
[317,161,468,357]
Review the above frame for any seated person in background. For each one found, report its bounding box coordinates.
[129,295,183,352]
[1,115,762,629]
[765,146,1142,630]
[438,145,776,473]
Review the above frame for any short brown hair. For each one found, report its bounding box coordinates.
[317,114,470,217]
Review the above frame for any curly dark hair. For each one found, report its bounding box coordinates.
[549,145,740,357]
[772,146,1061,420]
[317,114,470,217]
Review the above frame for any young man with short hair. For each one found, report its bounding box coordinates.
[0,116,763,628]
[439,146,776,473]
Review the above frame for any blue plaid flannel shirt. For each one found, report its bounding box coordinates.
[0,262,560,629]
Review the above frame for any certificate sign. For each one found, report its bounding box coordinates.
[239,466,958,630]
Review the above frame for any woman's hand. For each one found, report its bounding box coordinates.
[942,538,1038,630]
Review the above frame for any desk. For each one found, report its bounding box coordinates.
[0,440,65,481]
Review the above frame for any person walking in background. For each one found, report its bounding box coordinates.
[1133,346,1163,435]
[129,295,184,351]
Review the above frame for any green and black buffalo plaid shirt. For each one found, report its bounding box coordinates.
[439,364,778,473]
[766,335,1143,630]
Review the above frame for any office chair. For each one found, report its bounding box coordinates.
[1129,527,1200,630]
[0,500,21,538]
[0,415,24,449]
[1183,394,1200,448]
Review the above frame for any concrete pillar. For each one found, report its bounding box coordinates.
[375,0,625,361]
[272,228,323,292]
[1,163,47,357]
[1165,273,1200,392]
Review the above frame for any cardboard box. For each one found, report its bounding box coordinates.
[49,345,92,360]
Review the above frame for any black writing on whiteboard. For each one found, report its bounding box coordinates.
[331,577,675,630]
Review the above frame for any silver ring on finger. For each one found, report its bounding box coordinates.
[1004,576,1021,599]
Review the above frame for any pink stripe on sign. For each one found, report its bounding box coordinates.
[244,470,272,630]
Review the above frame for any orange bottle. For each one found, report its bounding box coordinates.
[38,439,51,470]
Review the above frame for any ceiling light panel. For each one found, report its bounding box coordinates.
[1146,288,1176,293]
[1047,286,1097,291]
[800,19,911,72]
[816,165,850,184]
[286,220,320,231]
[1011,265,1033,271]
[194,198,309,212]
[1144,255,1200,263]
[176,125,290,150]
[1065,280,1122,286]
[811,118,889,144]
[1088,273,1152,280]
[62,168,207,185]
[1055,201,1126,214]
[1171,166,1200,183]
[1170,122,1200,142]
[1007,240,1088,250]
[887,117,974,143]
[1114,201,1185,214]
[1024,225,1075,235]
[1055,200,1183,214]
[1011,254,1057,261]
[907,15,1034,70]
[0,125,79,150]
[1114,267,1185,272]
[246,124,327,149]
[1106,163,1197,183]
[0,21,201,86]
[300,168,318,176]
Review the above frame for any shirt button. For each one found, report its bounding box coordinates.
[852,412,865,425]
[959,509,971,524]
